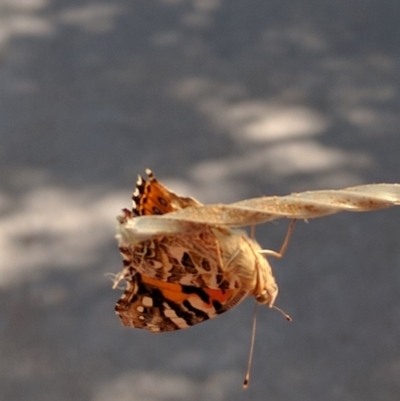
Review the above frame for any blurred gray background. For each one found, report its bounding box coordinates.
[1,0,400,400]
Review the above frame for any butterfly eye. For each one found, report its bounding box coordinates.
[255,291,269,304]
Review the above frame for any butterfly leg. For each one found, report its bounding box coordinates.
[225,248,241,269]
[212,237,223,269]
[133,242,150,265]
[258,219,296,259]
[214,235,242,270]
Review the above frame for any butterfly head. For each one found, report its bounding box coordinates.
[252,255,279,308]
[254,282,278,307]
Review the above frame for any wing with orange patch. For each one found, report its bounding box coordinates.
[115,274,247,332]
[132,169,201,216]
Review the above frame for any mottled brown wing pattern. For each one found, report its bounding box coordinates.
[115,273,247,332]
[119,223,269,291]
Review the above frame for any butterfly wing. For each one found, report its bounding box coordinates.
[115,274,247,332]
[132,169,201,216]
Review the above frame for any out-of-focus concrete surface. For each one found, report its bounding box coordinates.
[1,1,400,400]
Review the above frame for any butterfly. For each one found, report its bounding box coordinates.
[114,170,286,332]
[114,170,400,333]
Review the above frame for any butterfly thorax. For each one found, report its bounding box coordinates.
[213,226,278,307]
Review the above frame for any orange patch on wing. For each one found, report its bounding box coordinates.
[141,275,191,302]
[142,185,175,214]
[141,275,237,305]
[203,287,236,303]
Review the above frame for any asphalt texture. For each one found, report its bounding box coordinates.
[1,1,400,400]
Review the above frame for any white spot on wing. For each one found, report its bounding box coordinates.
[163,303,188,329]
[142,296,153,307]
[150,325,160,332]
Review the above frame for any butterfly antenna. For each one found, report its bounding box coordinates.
[243,302,258,389]
[272,305,292,322]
